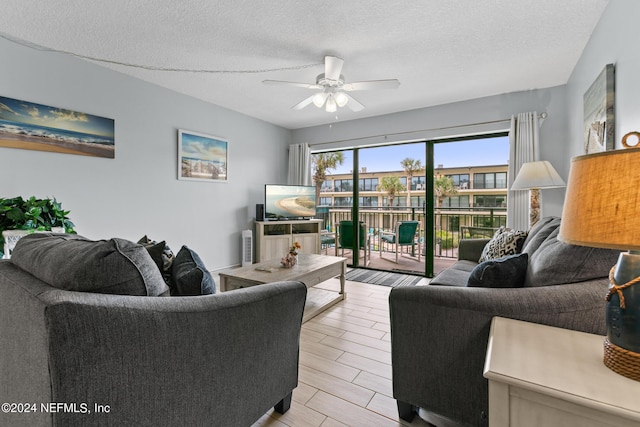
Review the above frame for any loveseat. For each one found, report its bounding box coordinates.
[389,217,620,427]
[0,233,307,427]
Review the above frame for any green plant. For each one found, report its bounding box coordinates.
[435,230,459,250]
[0,196,76,256]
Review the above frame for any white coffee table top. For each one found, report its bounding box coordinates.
[219,253,346,287]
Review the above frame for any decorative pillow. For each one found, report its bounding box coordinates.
[524,227,620,287]
[467,253,529,288]
[138,235,174,284]
[10,233,169,296]
[479,227,528,262]
[170,245,216,296]
[521,217,561,254]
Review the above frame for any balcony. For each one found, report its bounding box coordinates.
[316,206,505,276]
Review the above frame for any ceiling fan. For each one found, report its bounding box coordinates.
[263,56,400,113]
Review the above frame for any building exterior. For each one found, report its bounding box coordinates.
[318,164,508,210]
[315,163,509,242]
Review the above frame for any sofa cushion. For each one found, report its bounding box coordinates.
[521,216,561,254]
[467,253,528,288]
[479,227,528,262]
[429,260,479,286]
[429,268,471,287]
[10,233,169,296]
[524,227,620,287]
[171,245,216,296]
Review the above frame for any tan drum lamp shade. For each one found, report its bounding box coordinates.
[559,145,640,381]
[511,161,566,227]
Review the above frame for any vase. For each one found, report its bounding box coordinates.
[281,252,297,268]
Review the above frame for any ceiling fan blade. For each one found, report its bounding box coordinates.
[263,80,322,90]
[291,95,315,110]
[345,94,365,112]
[324,56,344,82]
[343,79,400,91]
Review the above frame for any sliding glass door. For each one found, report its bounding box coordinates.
[312,133,509,276]
[358,143,429,274]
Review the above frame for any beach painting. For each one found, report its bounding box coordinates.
[583,64,615,154]
[178,129,228,182]
[0,96,115,158]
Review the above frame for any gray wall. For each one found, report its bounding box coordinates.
[292,86,569,218]
[292,1,640,222]
[1,0,635,269]
[0,36,290,271]
[566,0,640,157]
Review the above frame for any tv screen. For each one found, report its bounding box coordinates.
[265,184,316,220]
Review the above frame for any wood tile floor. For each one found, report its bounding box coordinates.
[252,277,432,427]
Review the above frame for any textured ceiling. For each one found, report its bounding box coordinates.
[0,0,609,129]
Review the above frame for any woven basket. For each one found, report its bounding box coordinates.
[603,337,640,382]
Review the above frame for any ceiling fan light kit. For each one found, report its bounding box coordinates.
[263,56,400,113]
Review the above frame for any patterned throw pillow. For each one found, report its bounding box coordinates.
[479,226,528,262]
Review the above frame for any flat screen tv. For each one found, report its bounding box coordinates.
[265,184,317,220]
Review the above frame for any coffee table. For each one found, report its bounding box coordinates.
[219,254,347,322]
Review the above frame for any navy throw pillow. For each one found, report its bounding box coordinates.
[467,253,529,288]
[170,245,216,296]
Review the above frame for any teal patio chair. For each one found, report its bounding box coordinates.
[320,230,337,255]
[338,220,370,266]
[379,220,421,263]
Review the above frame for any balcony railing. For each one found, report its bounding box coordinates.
[316,206,506,259]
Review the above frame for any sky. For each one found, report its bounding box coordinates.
[330,135,510,174]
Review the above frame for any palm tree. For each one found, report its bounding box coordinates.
[434,175,458,232]
[434,175,458,208]
[379,176,406,207]
[401,158,423,208]
[311,152,344,206]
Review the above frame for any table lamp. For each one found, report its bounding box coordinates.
[559,140,640,382]
[511,160,566,227]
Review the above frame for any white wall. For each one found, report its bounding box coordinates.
[0,36,291,271]
[566,0,640,157]
[292,86,569,218]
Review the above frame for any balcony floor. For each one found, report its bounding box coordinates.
[322,244,457,277]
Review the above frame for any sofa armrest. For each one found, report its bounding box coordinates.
[389,279,608,427]
[457,238,490,261]
[1,267,306,427]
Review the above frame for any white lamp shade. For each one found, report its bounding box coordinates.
[325,95,337,112]
[312,92,327,108]
[334,92,349,107]
[511,160,565,190]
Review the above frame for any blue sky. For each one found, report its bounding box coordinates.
[0,96,114,138]
[330,135,510,174]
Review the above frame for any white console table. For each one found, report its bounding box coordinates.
[484,317,640,427]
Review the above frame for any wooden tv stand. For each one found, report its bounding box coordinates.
[255,219,322,263]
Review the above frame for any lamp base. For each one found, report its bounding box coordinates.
[529,188,540,227]
[605,251,640,382]
[604,337,640,381]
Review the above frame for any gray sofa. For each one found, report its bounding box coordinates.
[389,217,620,427]
[0,234,307,427]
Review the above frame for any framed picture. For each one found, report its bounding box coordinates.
[178,129,228,182]
[583,63,615,154]
[0,95,115,158]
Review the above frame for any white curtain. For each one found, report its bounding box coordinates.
[507,112,540,230]
[288,143,312,185]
